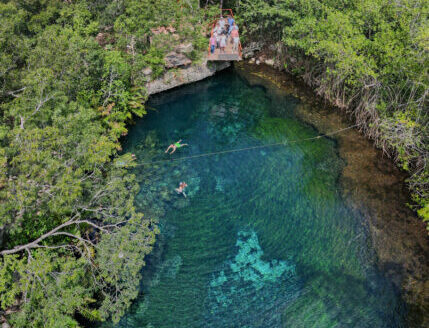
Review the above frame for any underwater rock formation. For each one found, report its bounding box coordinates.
[161,255,183,280]
[205,230,300,328]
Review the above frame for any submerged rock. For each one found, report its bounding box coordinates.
[186,176,201,197]
[161,255,183,279]
[210,104,227,117]
[205,230,299,327]
[215,176,225,192]
[144,130,159,148]
[231,231,295,287]
[172,198,188,209]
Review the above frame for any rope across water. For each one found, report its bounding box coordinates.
[133,123,361,167]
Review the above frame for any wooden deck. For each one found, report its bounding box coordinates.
[207,16,242,61]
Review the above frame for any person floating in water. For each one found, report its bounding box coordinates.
[175,182,188,198]
[165,140,188,154]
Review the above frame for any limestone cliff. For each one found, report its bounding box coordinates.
[145,60,230,95]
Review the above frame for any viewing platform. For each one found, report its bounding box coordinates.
[207,9,242,62]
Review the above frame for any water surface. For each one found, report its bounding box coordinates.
[111,69,408,327]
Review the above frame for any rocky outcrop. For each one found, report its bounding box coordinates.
[163,44,195,69]
[242,41,264,59]
[142,67,153,76]
[164,51,192,68]
[95,31,115,48]
[264,58,275,66]
[150,26,176,35]
[1,320,10,328]
[149,26,177,43]
[145,60,230,95]
[175,42,193,54]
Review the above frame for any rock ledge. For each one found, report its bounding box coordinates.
[145,60,230,95]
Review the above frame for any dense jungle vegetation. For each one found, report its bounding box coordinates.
[0,0,427,327]
[0,0,205,326]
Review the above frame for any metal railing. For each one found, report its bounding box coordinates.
[206,9,242,60]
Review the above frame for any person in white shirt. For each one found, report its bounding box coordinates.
[219,16,225,30]
[214,23,222,39]
[220,34,227,53]
[214,31,221,49]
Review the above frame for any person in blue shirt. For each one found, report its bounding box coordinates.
[228,15,235,26]
[228,22,238,42]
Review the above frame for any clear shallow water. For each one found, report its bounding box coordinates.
[109,70,407,327]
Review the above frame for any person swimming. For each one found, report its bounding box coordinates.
[165,140,188,154]
[175,181,188,198]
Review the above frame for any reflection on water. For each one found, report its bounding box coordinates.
[103,69,412,327]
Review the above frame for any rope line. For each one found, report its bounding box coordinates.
[134,123,361,167]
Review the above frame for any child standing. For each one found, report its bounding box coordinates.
[210,34,216,54]
[220,34,227,53]
[215,31,221,49]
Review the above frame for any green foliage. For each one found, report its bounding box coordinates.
[115,0,206,75]
[418,202,429,229]
[142,47,166,79]
[6,251,92,328]
[0,0,209,324]
[0,0,176,326]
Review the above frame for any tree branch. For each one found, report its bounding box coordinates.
[0,217,125,256]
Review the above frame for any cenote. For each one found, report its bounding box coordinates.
[105,68,410,327]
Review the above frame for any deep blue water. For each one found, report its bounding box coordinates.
[107,69,406,327]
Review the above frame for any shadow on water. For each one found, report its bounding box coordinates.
[99,67,426,328]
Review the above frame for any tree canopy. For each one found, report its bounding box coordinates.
[0,0,203,326]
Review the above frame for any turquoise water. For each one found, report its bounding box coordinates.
[112,70,406,327]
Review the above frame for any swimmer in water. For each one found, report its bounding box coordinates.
[165,140,188,154]
[175,182,188,198]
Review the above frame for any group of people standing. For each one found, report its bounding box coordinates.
[209,15,240,54]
